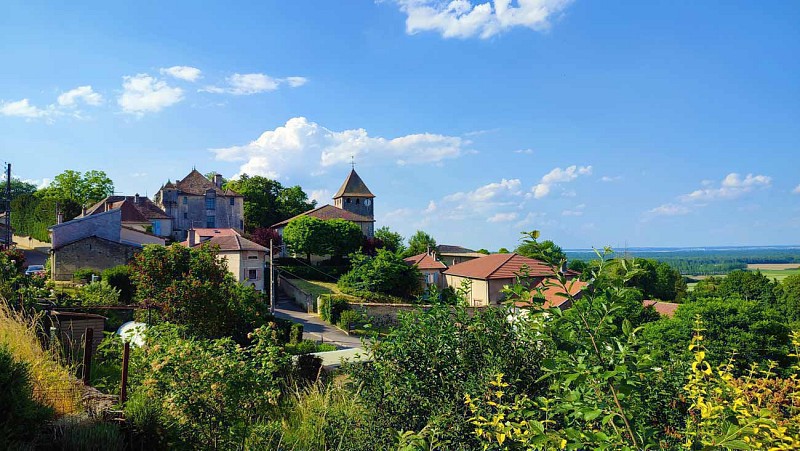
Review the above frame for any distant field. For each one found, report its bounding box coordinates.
[747,263,800,271]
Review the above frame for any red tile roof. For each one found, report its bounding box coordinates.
[404,252,448,270]
[643,300,680,317]
[180,228,267,252]
[271,204,375,228]
[443,253,557,280]
[333,169,375,198]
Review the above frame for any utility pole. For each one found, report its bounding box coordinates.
[269,238,275,314]
[4,163,11,249]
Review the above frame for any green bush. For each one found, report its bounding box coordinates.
[319,295,350,324]
[79,281,121,306]
[337,309,362,331]
[101,265,135,304]
[290,322,304,344]
[51,421,125,451]
[73,267,101,284]
[337,249,421,299]
[124,390,170,449]
[90,333,123,394]
[0,344,53,448]
[285,340,337,355]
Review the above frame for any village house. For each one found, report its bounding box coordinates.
[404,251,448,290]
[49,207,165,281]
[155,169,244,242]
[181,228,269,291]
[81,194,173,239]
[271,169,376,257]
[443,252,581,307]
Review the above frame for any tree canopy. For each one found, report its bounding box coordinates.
[515,230,566,265]
[224,174,315,231]
[403,230,436,258]
[282,216,362,261]
[39,169,114,206]
[374,226,405,254]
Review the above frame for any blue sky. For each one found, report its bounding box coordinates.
[1,1,798,250]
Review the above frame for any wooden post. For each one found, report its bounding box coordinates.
[120,341,130,405]
[82,328,93,385]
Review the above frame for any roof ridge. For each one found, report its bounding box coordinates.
[485,252,518,278]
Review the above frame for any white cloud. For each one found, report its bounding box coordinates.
[487,212,518,223]
[600,175,621,182]
[648,203,691,217]
[395,0,574,39]
[0,99,53,119]
[130,172,148,177]
[309,189,332,205]
[679,173,771,202]
[793,184,800,194]
[532,165,592,199]
[562,203,585,216]
[514,148,534,154]
[118,74,184,114]
[212,117,466,178]
[202,73,307,95]
[444,178,522,203]
[424,200,437,213]
[57,86,103,107]
[160,66,203,82]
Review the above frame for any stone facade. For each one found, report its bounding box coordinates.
[51,236,138,281]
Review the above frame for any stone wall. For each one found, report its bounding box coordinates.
[278,275,315,312]
[52,236,139,281]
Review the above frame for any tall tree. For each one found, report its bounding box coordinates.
[224,174,315,231]
[282,216,330,262]
[4,178,37,201]
[515,230,566,265]
[404,230,436,258]
[374,226,405,254]
[40,169,113,206]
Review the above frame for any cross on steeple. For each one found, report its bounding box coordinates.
[350,155,355,170]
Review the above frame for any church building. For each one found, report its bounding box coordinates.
[270,169,376,256]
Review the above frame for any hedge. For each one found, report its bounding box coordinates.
[319,295,350,324]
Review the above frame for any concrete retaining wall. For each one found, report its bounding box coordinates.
[278,275,315,312]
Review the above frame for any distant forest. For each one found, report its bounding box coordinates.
[566,247,800,275]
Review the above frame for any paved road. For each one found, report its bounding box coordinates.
[273,293,363,349]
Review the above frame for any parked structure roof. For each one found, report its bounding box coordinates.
[333,169,375,199]
[404,252,448,271]
[271,204,375,228]
[443,252,559,280]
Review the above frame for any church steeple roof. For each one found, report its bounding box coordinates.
[333,169,375,199]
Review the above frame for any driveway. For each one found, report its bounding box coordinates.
[273,293,363,349]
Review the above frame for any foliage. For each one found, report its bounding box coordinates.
[319,294,350,324]
[349,304,547,448]
[515,230,566,265]
[497,247,510,254]
[403,230,436,258]
[79,280,121,306]
[594,257,687,302]
[130,243,268,341]
[337,309,363,331]
[284,339,337,355]
[643,298,791,372]
[715,269,777,303]
[283,215,331,260]
[0,344,53,447]
[50,420,125,451]
[129,323,291,449]
[124,389,172,449]
[476,248,490,255]
[338,249,421,299]
[327,218,364,260]
[250,226,281,248]
[10,193,80,242]
[89,332,123,394]
[6,177,37,200]
[37,169,114,207]
[73,266,101,284]
[683,323,800,449]
[375,226,405,254]
[101,265,135,304]
[0,300,81,415]
[776,273,800,324]
[224,174,315,230]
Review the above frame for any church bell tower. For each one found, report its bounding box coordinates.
[332,168,374,219]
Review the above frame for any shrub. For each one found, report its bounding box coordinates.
[101,265,134,304]
[290,322,304,344]
[79,281,121,306]
[51,420,125,451]
[89,333,123,394]
[285,340,337,355]
[73,267,101,284]
[124,390,170,449]
[0,344,53,447]
[337,309,362,332]
[319,295,350,324]
[337,249,421,299]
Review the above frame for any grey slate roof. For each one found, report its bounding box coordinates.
[333,169,375,199]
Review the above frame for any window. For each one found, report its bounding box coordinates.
[248,269,258,280]
[356,198,360,204]
[182,196,187,204]
[247,255,259,260]
[230,197,235,206]
[239,220,244,229]
[346,198,351,203]
[183,212,188,219]
[206,216,215,228]
[205,195,216,210]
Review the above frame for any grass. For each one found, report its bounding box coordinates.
[685,265,800,291]
[0,299,82,416]
[756,268,800,282]
[288,279,361,302]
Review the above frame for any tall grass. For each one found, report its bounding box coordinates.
[0,299,82,415]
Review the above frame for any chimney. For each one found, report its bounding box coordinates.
[188,228,196,247]
[134,193,140,204]
[82,206,87,216]
[213,173,223,189]
[56,211,64,225]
